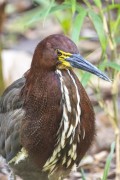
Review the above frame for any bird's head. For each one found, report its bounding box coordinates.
[31,34,110,82]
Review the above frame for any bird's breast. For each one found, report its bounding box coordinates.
[21,69,95,175]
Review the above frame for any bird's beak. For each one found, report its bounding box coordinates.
[65,53,111,82]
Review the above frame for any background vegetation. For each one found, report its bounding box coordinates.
[0,0,120,179]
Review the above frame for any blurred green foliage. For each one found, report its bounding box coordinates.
[8,0,120,84]
[1,0,120,178]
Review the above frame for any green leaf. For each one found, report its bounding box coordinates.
[100,62,120,71]
[81,72,91,87]
[80,168,86,180]
[9,3,71,32]
[33,0,50,6]
[43,0,55,26]
[9,6,43,31]
[88,11,107,51]
[102,142,115,180]
[112,13,120,35]
[71,0,76,14]
[28,3,69,25]
[93,0,102,8]
[103,4,120,12]
[71,8,87,44]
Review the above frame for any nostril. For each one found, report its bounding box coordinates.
[57,49,62,56]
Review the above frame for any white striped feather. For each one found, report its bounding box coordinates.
[43,69,82,174]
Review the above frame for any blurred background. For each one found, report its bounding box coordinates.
[0,0,120,179]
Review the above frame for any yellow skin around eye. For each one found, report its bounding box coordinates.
[57,50,72,69]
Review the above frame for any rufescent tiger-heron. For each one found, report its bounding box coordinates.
[0,34,110,180]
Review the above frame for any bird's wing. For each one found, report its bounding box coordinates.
[0,77,25,162]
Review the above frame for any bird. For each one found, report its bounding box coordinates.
[0,34,110,180]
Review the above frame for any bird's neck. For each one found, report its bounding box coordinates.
[21,68,62,168]
[21,68,50,101]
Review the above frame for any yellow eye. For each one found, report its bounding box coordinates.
[57,49,62,57]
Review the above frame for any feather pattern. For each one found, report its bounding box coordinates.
[43,69,82,174]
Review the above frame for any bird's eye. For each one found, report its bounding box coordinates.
[57,49,62,57]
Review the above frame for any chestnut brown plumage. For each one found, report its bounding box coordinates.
[0,34,110,180]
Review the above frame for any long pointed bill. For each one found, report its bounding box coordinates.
[66,54,111,82]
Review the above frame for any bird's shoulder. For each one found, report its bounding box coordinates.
[0,77,25,113]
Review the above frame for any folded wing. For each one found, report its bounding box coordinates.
[0,78,25,162]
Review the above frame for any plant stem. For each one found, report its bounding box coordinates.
[115,128,120,180]
[0,1,6,94]
[105,2,119,179]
